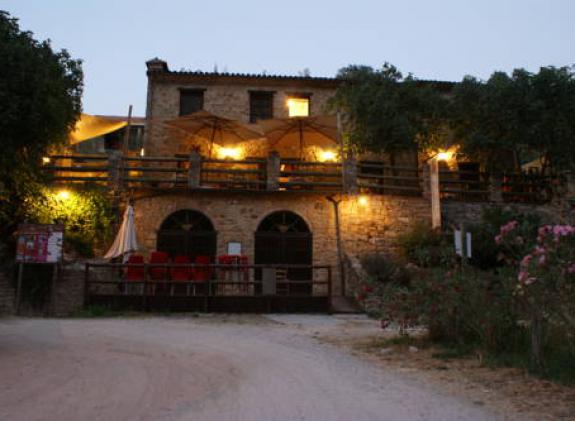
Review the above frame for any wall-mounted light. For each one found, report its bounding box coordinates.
[140,148,145,157]
[56,190,71,201]
[358,195,369,206]
[42,156,51,165]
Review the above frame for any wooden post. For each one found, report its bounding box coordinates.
[489,173,503,203]
[15,263,23,315]
[266,151,280,191]
[50,264,58,316]
[327,196,346,296]
[108,150,123,191]
[122,105,133,155]
[429,157,441,229]
[188,150,201,188]
[343,156,358,194]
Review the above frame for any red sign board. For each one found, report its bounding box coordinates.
[16,224,64,263]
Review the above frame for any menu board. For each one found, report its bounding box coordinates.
[16,224,64,263]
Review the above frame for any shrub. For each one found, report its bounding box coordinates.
[397,221,454,267]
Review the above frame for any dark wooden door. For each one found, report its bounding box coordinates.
[254,211,312,294]
[156,210,216,260]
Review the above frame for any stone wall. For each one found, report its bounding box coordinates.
[133,192,431,295]
[145,66,338,158]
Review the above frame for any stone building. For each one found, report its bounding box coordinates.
[136,58,432,296]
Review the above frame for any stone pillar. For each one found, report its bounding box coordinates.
[266,151,280,191]
[343,157,358,194]
[489,173,503,203]
[429,158,441,229]
[107,150,122,191]
[188,150,201,188]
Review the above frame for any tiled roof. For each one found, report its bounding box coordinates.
[145,58,456,89]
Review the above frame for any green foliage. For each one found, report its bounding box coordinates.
[451,66,575,173]
[397,221,454,267]
[466,207,540,269]
[328,63,448,155]
[0,11,83,239]
[26,187,114,257]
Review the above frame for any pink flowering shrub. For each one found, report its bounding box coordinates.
[497,222,575,369]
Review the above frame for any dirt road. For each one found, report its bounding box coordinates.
[0,315,497,421]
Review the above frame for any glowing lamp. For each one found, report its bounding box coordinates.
[436,151,452,161]
[42,156,51,165]
[219,147,241,160]
[56,190,71,200]
[358,195,369,206]
[140,148,145,157]
[319,150,336,162]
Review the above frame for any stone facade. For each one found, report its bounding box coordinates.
[133,192,431,295]
[145,59,339,158]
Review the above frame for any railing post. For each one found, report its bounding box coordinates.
[266,151,280,191]
[343,156,358,194]
[107,150,123,190]
[421,163,431,200]
[188,150,201,188]
[489,173,504,203]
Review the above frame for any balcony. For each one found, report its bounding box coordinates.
[43,152,557,202]
[43,151,424,196]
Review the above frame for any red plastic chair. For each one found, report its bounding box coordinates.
[124,254,145,295]
[193,255,213,282]
[149,251,169,281]
[125,255,145,280]
[171,255,192,281]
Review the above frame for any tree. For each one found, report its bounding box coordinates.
[451,67,575,174]
[328,63,448,158]
[0,11,83,239]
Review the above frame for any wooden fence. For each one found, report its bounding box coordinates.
[84,262,332,313]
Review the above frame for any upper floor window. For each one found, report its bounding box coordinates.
[287,94,310,117]
[249,91,274,123]
[179,89,204,116]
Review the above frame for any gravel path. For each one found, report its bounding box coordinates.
[0,315,498,421]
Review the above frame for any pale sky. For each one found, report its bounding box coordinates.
[4,0,574,116]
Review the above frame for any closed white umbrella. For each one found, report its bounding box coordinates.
[104,205,138,261]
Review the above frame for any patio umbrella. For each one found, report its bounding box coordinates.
[259,115,338,159]
[164,110,262,158]
[104,205,138,261]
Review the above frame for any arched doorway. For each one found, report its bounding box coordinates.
[157,210,216,260]
[255,211,312,292]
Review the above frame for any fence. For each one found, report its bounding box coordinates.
[84,262,332,313]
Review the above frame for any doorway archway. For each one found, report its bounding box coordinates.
[157,210,216,260]
[255,211,312,290]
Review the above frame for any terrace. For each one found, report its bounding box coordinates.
[44,151,555,203]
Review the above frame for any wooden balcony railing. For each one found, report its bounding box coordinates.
[358,162,422,196]
[439,170,555,203]
[43,152,560,203]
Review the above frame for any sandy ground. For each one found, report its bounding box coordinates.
[0,314,499,421]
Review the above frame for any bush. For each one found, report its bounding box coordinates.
[397,221,454,267]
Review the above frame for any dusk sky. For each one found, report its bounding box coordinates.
[4,0,574,116]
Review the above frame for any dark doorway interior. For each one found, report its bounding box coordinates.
[156,210,216,261]
[255,211,312,294]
